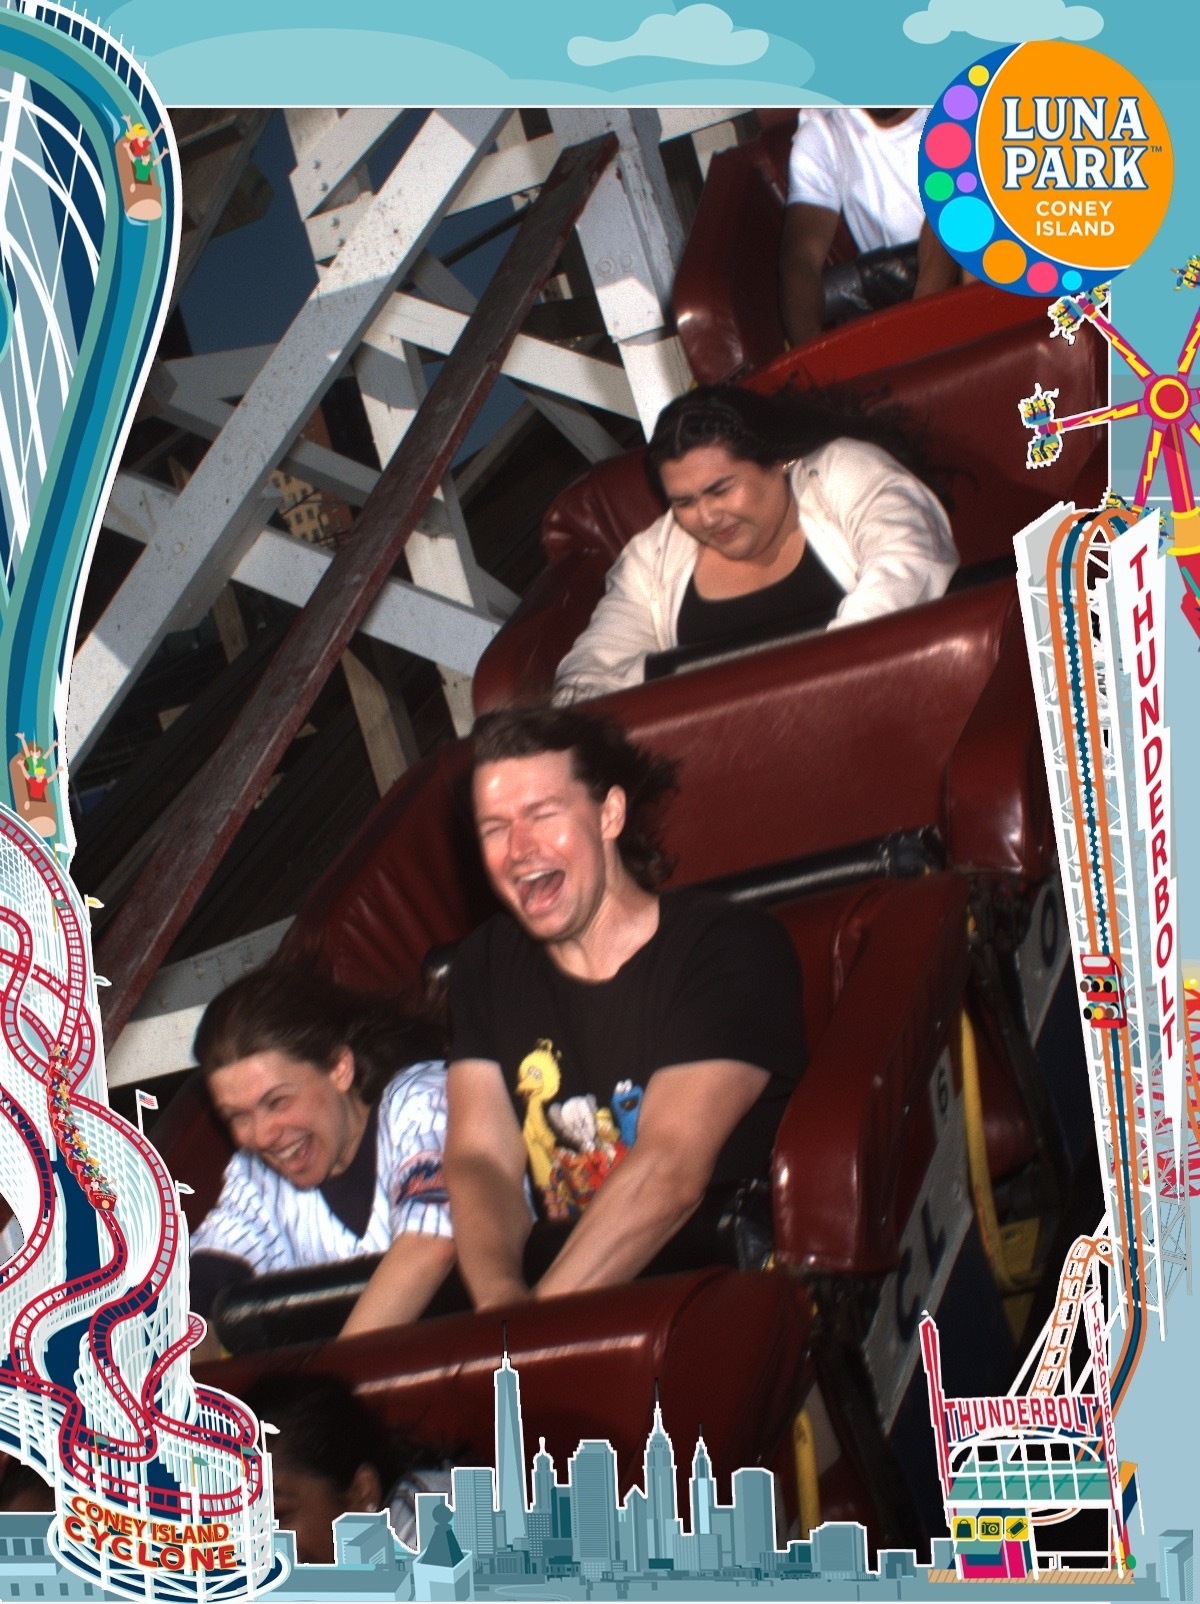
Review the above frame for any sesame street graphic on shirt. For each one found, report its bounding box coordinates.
[514,1039,644,1219]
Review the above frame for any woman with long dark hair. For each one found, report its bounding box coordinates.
[553,383,956,702]
[189,966,454,1353]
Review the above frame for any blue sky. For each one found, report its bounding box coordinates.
[89,0,1187,104]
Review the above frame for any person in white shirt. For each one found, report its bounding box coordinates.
[188,966,454,1357]
[553,384,957,704]
[780,108,960,347]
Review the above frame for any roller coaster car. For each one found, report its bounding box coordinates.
[670,113,909,384]
[158,631,1020,1541]
[1079,954,1126,1027]
[7,755,54,838]
[114,136,162,223]
[203,1269,815,1534]
[472,283,1107,714]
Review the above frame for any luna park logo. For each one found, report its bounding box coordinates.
[919,41,1172,297]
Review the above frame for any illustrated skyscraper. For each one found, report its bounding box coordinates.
[451,1466,496,1563]
[732,1467,776,1572]
[495,1332,527,1544]
[644,1384,680,1562]
[569,1440,619,1576]
[690,1431,715,1538]
[531,1438,556,1517]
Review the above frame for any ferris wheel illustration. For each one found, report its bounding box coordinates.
[1019,264,1200,638]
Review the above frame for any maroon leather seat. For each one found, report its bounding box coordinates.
[471,284,1106,714]
[671,114,872,384]
[615,580,1052,887]
[671,116,798,384]
[199,1269,813,1506]
[768,876,971,1275]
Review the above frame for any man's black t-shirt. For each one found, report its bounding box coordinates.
[448,890,806,1222]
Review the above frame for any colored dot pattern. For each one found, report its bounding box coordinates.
[925,121,971,169]
[1026,261,1059,293]
[942,84,978,120]
[918,43,1119,300]
[940,195,994,253]
[982,239,1026,283]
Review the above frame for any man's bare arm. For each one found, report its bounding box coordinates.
[780,202,840,347]
[533,1058,769,1301]
[444,1058,534,1309]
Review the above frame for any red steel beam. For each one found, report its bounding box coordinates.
[96,131,618,1041]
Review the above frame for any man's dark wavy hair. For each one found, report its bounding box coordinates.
[645,381,943,503]
[193,965,436,1103]
[471,705,679,891]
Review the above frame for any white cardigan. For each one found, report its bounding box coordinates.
[553,438,958,704]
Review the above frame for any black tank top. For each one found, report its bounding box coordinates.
[675,541,845,651]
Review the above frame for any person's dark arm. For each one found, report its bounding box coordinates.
[914,218,963,299]
[444,1058,534,1309]
[780,202,840,347]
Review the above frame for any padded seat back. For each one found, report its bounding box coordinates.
[672,116,859,384]
[769,875,972,1274]
[202,1269,813,1502]
[622,579,1050,883]
[672,120,794,384]
[284,739,498,993]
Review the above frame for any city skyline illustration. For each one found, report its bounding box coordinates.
[0,1278,1192,1600]
[136,1336,1189,1603]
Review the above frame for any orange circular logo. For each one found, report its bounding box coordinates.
[921,41,1173,297]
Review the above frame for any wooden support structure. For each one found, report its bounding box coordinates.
[96,132,617,1042]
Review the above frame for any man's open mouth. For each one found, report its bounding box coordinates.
[516,868,564,916]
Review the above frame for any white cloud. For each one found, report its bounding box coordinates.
[903,0,1104,44]
[568,4,769,67]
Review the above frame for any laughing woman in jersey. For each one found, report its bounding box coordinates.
[188,966,454,1357]
[552,384,958,703]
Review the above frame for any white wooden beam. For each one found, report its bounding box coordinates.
[448,129,558,215]
[548,110,689,437]
[105,920,294,1088]
[550,109,684,341]
[100,474,500,674]
[657,108,742,140]
[68,108,508,764]
[156,303,637,438]
[288,108,405,219]
[368,291,637,418]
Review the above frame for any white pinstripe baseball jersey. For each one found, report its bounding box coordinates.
[189,1059,450,1275]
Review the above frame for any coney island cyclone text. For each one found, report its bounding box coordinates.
[61,1498,238,1574]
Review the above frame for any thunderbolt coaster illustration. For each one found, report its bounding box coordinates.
[947,280,1200,1581]
[0,3,276,1597]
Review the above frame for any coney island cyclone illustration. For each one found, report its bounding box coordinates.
[0,4,277,1598]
